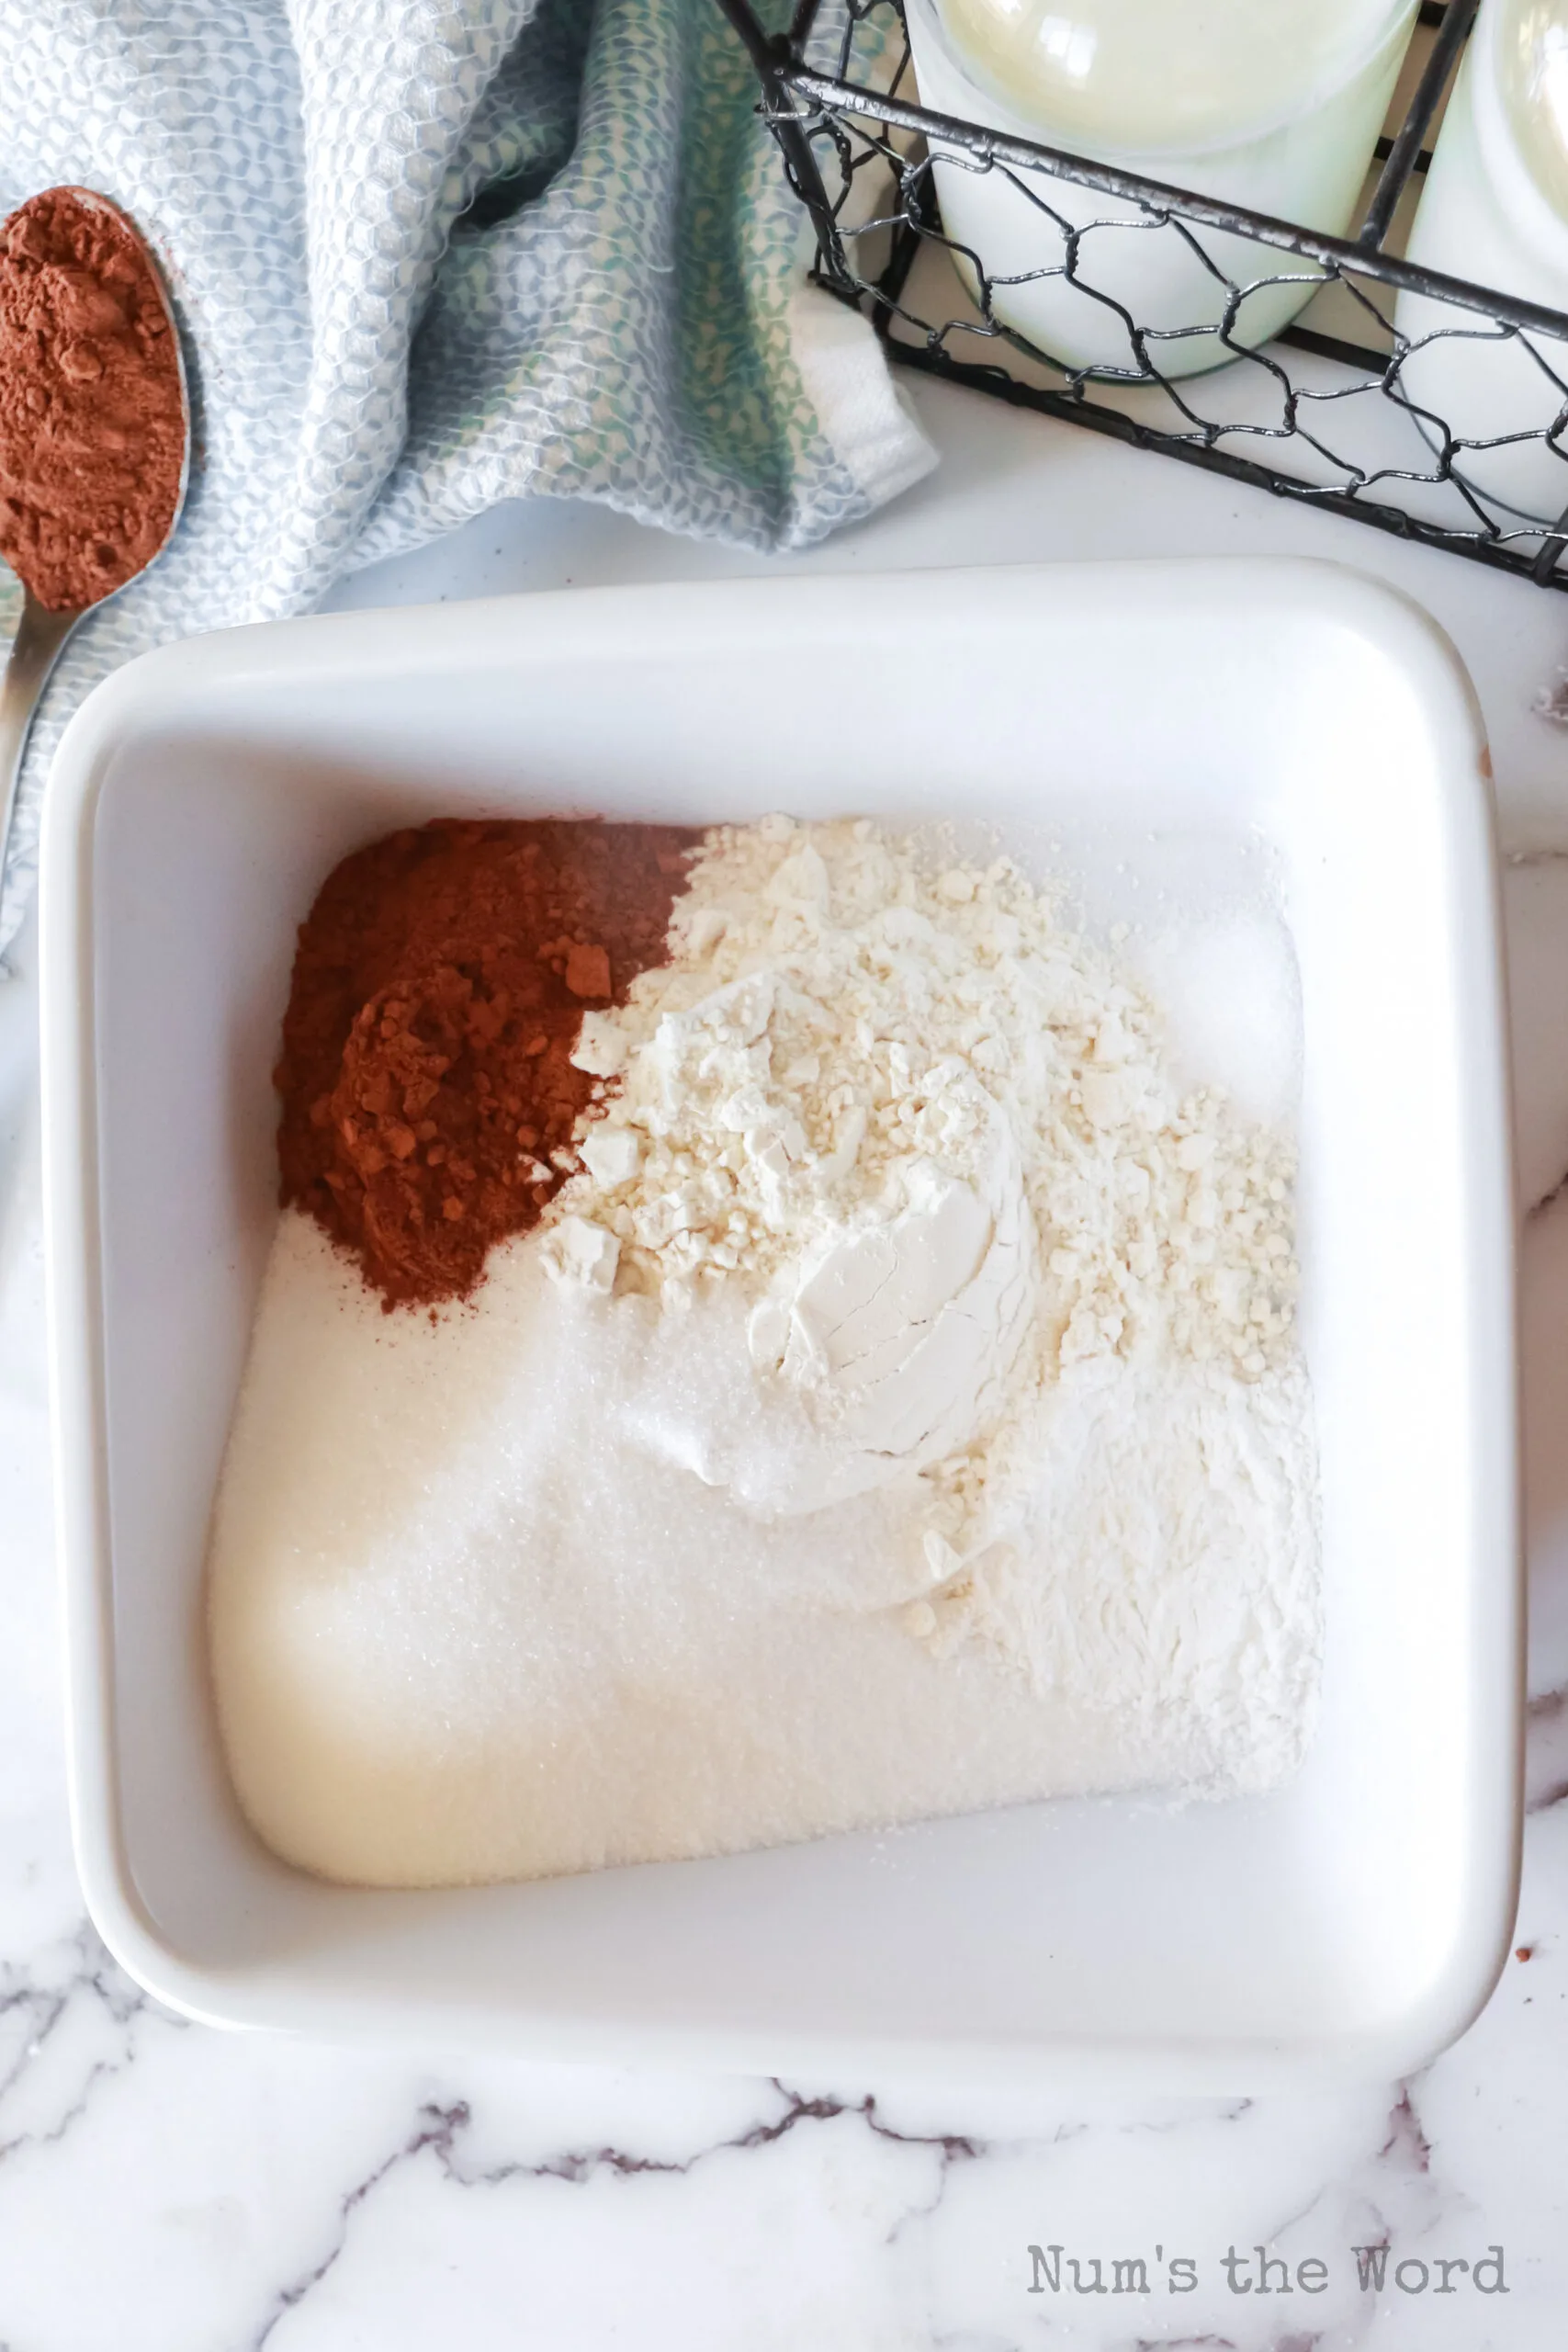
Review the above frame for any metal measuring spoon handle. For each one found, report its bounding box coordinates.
[0,594,83,901]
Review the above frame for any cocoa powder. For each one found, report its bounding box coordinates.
[0,187,185,612]
[276,819,698,1310]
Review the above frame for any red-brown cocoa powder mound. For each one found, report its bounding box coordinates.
[0,187,185,612]
[276,819,699,1311]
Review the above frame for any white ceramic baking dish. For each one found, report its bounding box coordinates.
[39,560,1521,2091]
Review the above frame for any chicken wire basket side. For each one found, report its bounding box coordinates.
[718,0,1568,590]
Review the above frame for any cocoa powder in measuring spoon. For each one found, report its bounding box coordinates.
[276,819,699,1310]
[0,187,185,612]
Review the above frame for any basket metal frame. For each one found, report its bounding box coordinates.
[718,0,1568,589]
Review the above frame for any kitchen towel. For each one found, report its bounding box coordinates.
[0,0,934,950]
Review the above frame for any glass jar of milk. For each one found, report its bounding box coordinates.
[1397,0,1568,524]
[906,0,1419,378]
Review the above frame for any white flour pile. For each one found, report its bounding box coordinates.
[209,817,1321,1889]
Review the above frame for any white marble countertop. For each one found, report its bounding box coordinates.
[4,373,1568,2349]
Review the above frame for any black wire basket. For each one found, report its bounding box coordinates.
[719,0,1568,590]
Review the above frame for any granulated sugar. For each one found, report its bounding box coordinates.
[208,816,1322,1890]
[210,1216,1315,1887]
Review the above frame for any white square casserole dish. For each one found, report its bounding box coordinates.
[39,559,1520,2091]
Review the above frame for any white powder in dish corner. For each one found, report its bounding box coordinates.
[208,815,1321,1890]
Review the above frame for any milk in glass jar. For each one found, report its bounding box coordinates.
[1398,0,1568,524]
[907,0,1419,377]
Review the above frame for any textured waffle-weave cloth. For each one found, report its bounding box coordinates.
[0,0,934,949]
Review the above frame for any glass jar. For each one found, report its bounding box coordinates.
[1397,0,1568,525]
[907,0,1420,379]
